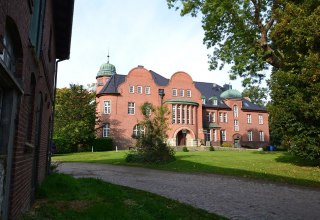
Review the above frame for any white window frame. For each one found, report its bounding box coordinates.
[206,112,211,122]
[221,130,226,141]
[103,100,111,114]
[103,123,110,137]
[259,131,264,141]
[219,112,223,123]
[137,86,142,94]
[213,129,217,142]
[128,102,135,115]
[172,104,176,124]
[234,120,239,131]
[179,89,184,97]
[247,114,252,124]
[202,98,206,105]
[223,112,227,122]
[187,90,192,97]
[133,124,145,137]
[212,112,216,122]
[172,88,177,96]
[213,99,218,106]
[248,130,253,141]
[145,86,151,95]
[233,105,238,118]
[205,129,211,142]
[258,114,263,124]
[129,85,134,93]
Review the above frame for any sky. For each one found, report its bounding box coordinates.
[57,0,244,91]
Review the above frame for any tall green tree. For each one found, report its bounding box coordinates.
[54,84,96,152]
[167,0,320,160]
[242,85,268,107]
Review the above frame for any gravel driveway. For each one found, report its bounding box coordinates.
[57,162,320,220]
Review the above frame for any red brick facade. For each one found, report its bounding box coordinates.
[96,65,269,149]
[0,1,74,219]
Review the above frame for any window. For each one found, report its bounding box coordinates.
[172,88,177,96]
[213,129,217,142]
[247,114,252,124]
[221,130,226,141]
[104,101,111,114]
[179,89,184,97]
[206,112,211,122]
[128,102,135,115]
[182,105,186,124]
[219,112,223,122]
[258,114,263,124]
[172,105,176,124]
[129,85,134,93]
[145,86,150,94]
[177,105,181,124]
[259,131,264,141]
[97,79,103,86]
[103,124,110,137]
[234,120,239,131]
[223,113,227,122]
[1,31,16,74]
[137,86,142,94]
[212,99,218,106]
[187,106,190,124]
[187,90,192,97]
[233,105,238,118]
[212,112,216,122]
[29,0,45,55]
[202,98,206,105]
[205,129,211,142]
[133,124,145,138]
[248,130,253,141]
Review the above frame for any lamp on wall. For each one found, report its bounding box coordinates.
[158,89,165,105]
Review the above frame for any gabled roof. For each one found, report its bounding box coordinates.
[97,74,126,96]
[149,70,169,86]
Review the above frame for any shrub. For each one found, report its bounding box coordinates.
[209,146,215,151]
[92,138,113,152]
[53,138,73,154]
[221,142,233,148]
[182,146,189,152]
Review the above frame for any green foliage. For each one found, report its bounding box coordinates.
[92,138,113,152]
[54,84,96,152]
[53,137,73,154]
[168,0,320,160]
[209,146,215,151]
[126,103,175,163]
[27,173,224,220]
[182,146,189,152]
[221,143,232,148]
[242,86,269,107]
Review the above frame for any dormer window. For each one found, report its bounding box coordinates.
[213,99,218,105]
[202,98,206,105]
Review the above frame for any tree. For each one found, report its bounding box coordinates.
[242,85,268,107]
[54,84,96,152]
[167,0,320,161]
[126,103,175,163]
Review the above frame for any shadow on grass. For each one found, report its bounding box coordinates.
[273,152,320,167]
[81,154,320,188]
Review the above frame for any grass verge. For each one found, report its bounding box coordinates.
[24,173,225,220]
[53,150,320,188]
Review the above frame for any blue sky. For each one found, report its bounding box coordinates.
[57,0,244,91]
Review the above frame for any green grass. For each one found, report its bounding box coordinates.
[53,150,320,188]
[24,173,225,220]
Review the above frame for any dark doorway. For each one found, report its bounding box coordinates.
[234,139,240,148]
[177,130,187,146]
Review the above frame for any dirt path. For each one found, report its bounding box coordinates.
[57,162,320,220]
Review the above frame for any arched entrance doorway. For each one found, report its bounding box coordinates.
[177,129,189,146]
[233,133,242,148]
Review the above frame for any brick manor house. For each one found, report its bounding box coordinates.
[95,60,269,149]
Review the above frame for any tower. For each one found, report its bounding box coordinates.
[96,54,116,93]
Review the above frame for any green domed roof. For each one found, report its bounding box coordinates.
[220,89,242,99]
[97,61,116,77]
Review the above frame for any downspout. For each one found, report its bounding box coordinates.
[47,58,65,174]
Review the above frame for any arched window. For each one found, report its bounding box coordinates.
[103,123,110,137]
[233,105,238,118]
[133,124,145,138]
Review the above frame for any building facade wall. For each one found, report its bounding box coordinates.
[96,66,270,149]
[0,0,73,219]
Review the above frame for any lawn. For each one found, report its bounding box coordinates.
[24,173,225,220]
[53,150,320,188]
